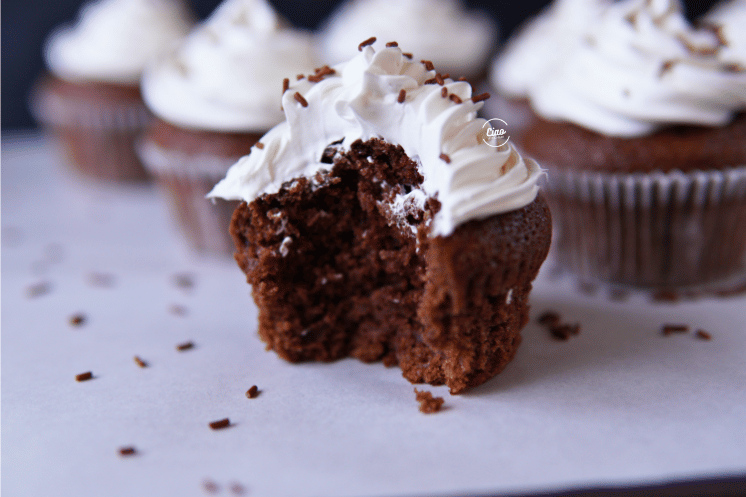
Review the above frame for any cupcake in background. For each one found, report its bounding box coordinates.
[485,0,610,139]
[518,0,746,294]
[30,0,195,182]
[138,0,320,256]
[317,0,497,85]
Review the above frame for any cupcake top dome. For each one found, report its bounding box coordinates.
[527,0,746,137]
[209,44,543,237]
[318,0,497,81]
[44,0,195,85]
[141,0,320,132]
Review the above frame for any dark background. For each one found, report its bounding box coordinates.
[1,0,717,130]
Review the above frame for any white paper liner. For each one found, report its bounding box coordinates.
[543,165,746,290]
[136,138,241,256]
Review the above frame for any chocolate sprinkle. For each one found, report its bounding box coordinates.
[435,73,445,85]
[449,94,463,104]
[549,323,581,341]
[209,418,230,430]
[397,89,406,104]
[119,447,137,456]
[402,52,413,59]
[173,273,194,290]
[538,311,561,327]
[282,77,289,94]
[358,36,376,51]
[661,324,689,335]
[471,92,491,103]
[441,87,448,98]
[203,480,220,493]
[230,483,246,495]
[76,372,93,382]
[69,314,86,327]
[294,92,308,107]
[421,60,435,71]
[695,329,712,340]
[134,356,148,368]
[296,74,305,80]
[26,281,51,298]
[176,341,194,351]
[439,153,451,164]
[255,142,264,149]
[423,78,437,85]
[458,76,467,81]
[386,41,398,47]
[246,385,259,399]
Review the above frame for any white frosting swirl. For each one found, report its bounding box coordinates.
[528,0,746,137]
[140,0,321,132]
[705,0,746,67]
[45,0,194,85]
[318,0,497,80]
[209,46,543,237]
[491,0,611,99]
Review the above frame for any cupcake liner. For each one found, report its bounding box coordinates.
[137,138,243,256]
[30,77,151,182]
[544,165,746,290]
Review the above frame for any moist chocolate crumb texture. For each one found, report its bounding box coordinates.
[209,44,550,394]
[517,0,746,291]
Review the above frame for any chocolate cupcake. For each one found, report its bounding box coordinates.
[209,44,550,393]
[517,0,746,292]
[138,0,321,256]
[30,0,194,182]
[317,0,498,86]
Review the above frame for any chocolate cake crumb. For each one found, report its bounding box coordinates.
[441,87,448,98]
[282,78,289,94]
[209,418,230,430]
[294,92,308,107]
[26,281,51,298]
[695,329,712,340]
[173,272,194,290]
[439,153,451,164]
[246,385,259,399]
[386,41,398,47]
[255,142,264,149]
[230,482,246,495]
[176,341,194,351]
[471,92,490,103]
[69,313,86,327]
[203,479,220,493]
[661,324,689,335]
[549,323,581,341]
[435,73,445,85]
[358,36,376,51]
[76,372,93,382]
[402,52,413,59]
[119,447,137,456]
[170,304,188,316]
[449,94,463,104]
[134,356,148,368]
[397,89,406,104]
[537,311,561,327]
[421,60,435,71]
[414,389,444,414]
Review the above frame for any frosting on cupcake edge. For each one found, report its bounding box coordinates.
[45,0,195,85]
[527,0,746,137]
[209,45,543,237]
[141,0,321,132]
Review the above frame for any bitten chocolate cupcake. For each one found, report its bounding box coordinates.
[209,44,550,393]
[317,0,498,86]
[517,0,746,292]
[30,0,194,182]
[138,0,320,256]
